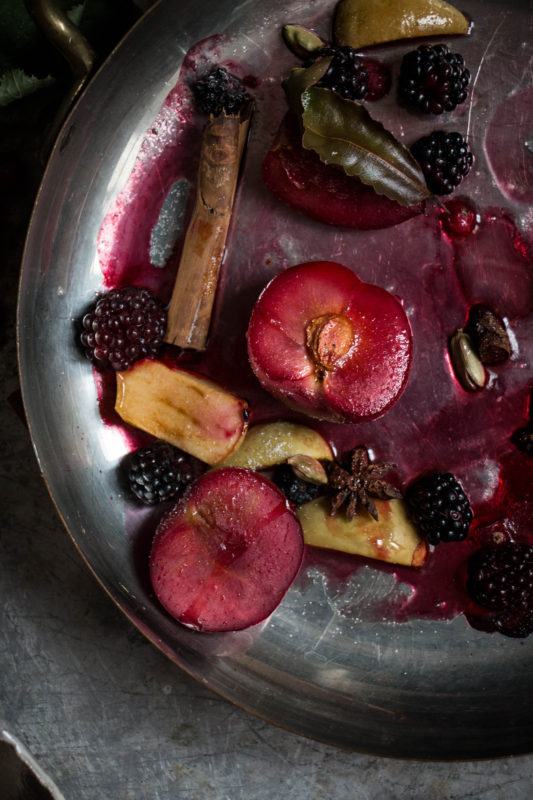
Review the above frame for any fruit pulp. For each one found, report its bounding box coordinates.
[95,3,533,629]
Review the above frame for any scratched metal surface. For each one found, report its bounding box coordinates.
[10,0,533,780]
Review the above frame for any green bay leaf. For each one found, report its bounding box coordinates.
[282,58,332,117]
[301,87,430,207]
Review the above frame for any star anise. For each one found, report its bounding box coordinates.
[327,447,402,521]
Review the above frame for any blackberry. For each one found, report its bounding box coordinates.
[406,472,473,544]
[309,46,369,101]
[80,287,166,371]
[192,67,248,116]
[126,441,201,505]
[467,543,533,637]
[272,463,323,507]
[398,44,470,115]
[411,131,473,195]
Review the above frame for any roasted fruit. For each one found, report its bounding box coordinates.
[219,420,333,469]
[310,46,369,101]
[115,359,248,465]
[406,472,473,544]
[334,0,469,49]
[80,287,166,371]
[411,131,473,195]
[126,441,203,505]
[192,66,248,116]
[247,261,412,423]
[262,114,423,230]
[150,468,304,632]
[441,198,477,236]
[467,543,533,637]
[399,44,470,115]
[297,496,427,567]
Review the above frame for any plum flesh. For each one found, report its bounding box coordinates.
[247,261,412,423]
[150,467,304,632]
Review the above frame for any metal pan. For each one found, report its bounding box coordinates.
[18,0,533,758]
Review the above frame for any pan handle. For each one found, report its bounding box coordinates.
[24,0,96,158]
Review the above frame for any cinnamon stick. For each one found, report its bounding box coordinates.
[164,100,253,350]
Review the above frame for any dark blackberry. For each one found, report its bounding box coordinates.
[467,543,533,637]
[80,287,167,372]
[309,46,369,101]
[272,463,323,506]
[406,472,473,544]
[192,67,248,116]
[398,44,470,115]
[411,131,473,195]
[126,441,201,505]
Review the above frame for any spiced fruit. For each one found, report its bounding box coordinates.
[334,0,469,50]
[115,359,249,465]
[247,261,412,423]
[407,472,473,544]
[467,543,533,638]
[150,468,304,632]
[411,131,473,195]
[80,286,167,371]
[126,441,202,505]
[399,44,470,115]
[192,66,248,116]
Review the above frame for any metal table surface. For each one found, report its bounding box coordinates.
[2,4,533,798]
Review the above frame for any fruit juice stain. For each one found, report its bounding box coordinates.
[93,24,533,631]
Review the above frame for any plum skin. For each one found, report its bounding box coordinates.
[149,467,304,633]
[247,261,413,424]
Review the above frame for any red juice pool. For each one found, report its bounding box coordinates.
[91,15,533,632]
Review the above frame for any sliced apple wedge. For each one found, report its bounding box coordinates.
[115,359,248,465]
[219,420,333,469]
[297,496,427,567]
[334,0,470,49]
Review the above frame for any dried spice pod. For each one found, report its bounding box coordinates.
[466,305,511,365]
[282,25,324,58]
[449,328,486,391]
[287,454,328,485]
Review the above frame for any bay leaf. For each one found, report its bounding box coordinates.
[282,58,332,117]
[301,87,430,206]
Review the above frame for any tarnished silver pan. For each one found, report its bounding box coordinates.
[18,0,533,758]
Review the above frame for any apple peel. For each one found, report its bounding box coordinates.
[298,496,427,567]
[115,359,248,465]
[219,420,333,470]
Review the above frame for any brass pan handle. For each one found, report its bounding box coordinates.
[24,0,96,158]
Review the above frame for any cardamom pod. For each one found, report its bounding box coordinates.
[282,25,325,59]
[287,454,328,484]
[449,329,486,391]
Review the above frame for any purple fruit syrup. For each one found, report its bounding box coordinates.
[92,21,533,632]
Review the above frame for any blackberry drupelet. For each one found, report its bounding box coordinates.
[272,463,324,507]
[467,543,533,637]
[309,46,369,101]
[126,441,201,505]
[398,44,470,115]
[80,287,167,371]
[192,67,248,116]
[411,131,473,195]
[406,472,473,544]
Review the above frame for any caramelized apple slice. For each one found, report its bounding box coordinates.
[334,0,470,49]
[298,496,427,567]
[247,261,412,423]
[115,360,248,465]
[150,468,304,632]
[219,420,333,469]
